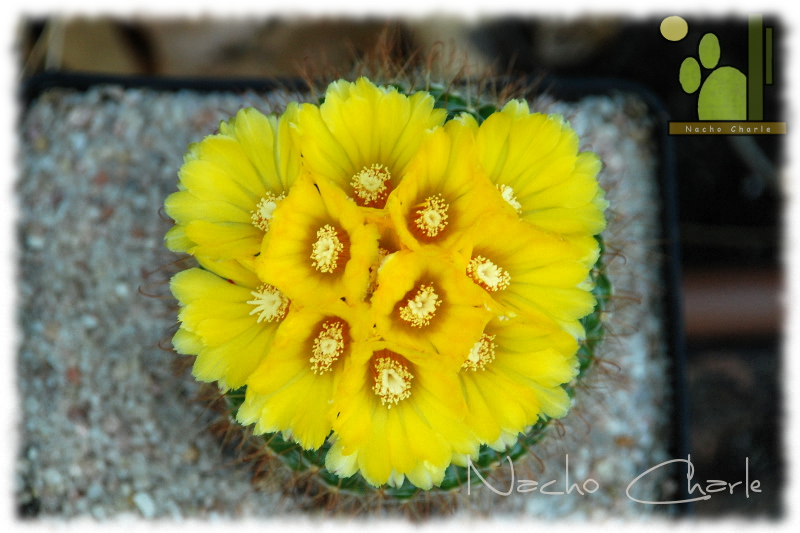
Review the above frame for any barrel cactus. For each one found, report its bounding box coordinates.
[163,66,609,514]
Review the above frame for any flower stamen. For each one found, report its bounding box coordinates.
[467,256,511,292]
[311,224,345,273]
[461,334,496,371]
[497,184,522,214]
[399,283,441,327]
[351,164,392,208]
[413,194,449,239]
[372,352,413,407]
[247,284,289,323]
[251,192,285,232]
[310,319,347,374]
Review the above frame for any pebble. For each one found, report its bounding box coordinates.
[165,499,183,522]
[81,315,99,329]
[91,504,107,520]
[133,492,156,519]
[87,481,104,500]
[114,283,130,298]
[26,233,46,250]
[42,468,62,488]
[68,463,82,479]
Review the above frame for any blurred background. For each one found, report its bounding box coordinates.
[16,15,783,517]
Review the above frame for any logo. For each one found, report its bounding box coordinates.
[662,15,785,135]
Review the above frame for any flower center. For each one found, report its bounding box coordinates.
[311,224,346,273]
[461,334,496,372]
[351,164,392,208]
[310,319,347,374]
[467,256,511,292]
[247,284,289,323]
[497,184,522,214]
[399,283,441,327]
[251,192,285,231]
[372,352,413,407]
[412,194,449,239]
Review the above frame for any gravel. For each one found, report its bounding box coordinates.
[16,83,672,521]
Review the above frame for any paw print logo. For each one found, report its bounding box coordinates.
[680,34,746,120]
[661,16,751,121]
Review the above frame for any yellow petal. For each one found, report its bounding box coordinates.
[165,189,251,225]
[275,102,302,190]
[194,256,261,287]
[172,325,204,355]
[476,103,606,237]
[371,248,494,369]
[166,106,300,261]
[298,78,445,206]
[256,174,379,306]
[179,141,262,205]
[192,323,276,389]
[226,108,285,193]
[387,120,507,252]
[183,220,262,259]
[459,317,579,443]
[171,267,284,388]
[163,225,194,253]
[330,345,467,487]
[239,304,371,450]
[324,438,360,479]
[461,213,599,338]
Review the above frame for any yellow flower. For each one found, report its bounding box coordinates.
[165,78,609,493]
[457,316,579,450]
[475,100,608,236]
[370,248,495,370]
[170,256,289,390]
[236,300,373,450]
[255,173,380,306]
[326,342,477,489]
[164,105,301,262]
[387,117,508,252]
[297,77,446,209]
[461,212,599,340]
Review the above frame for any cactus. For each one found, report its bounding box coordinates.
[164,53,611,515]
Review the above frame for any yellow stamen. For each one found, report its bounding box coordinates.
[250,192,285,231]
[413,194,449,239]
[310,319,346,374]
[461,334,496,371]
[351,164,392,208]
[467,256,511,292]
[247,284,289,323]
[311,224,344,273]
[399,283,441,327]
[372,354,413,407]
[497,184,522,214]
